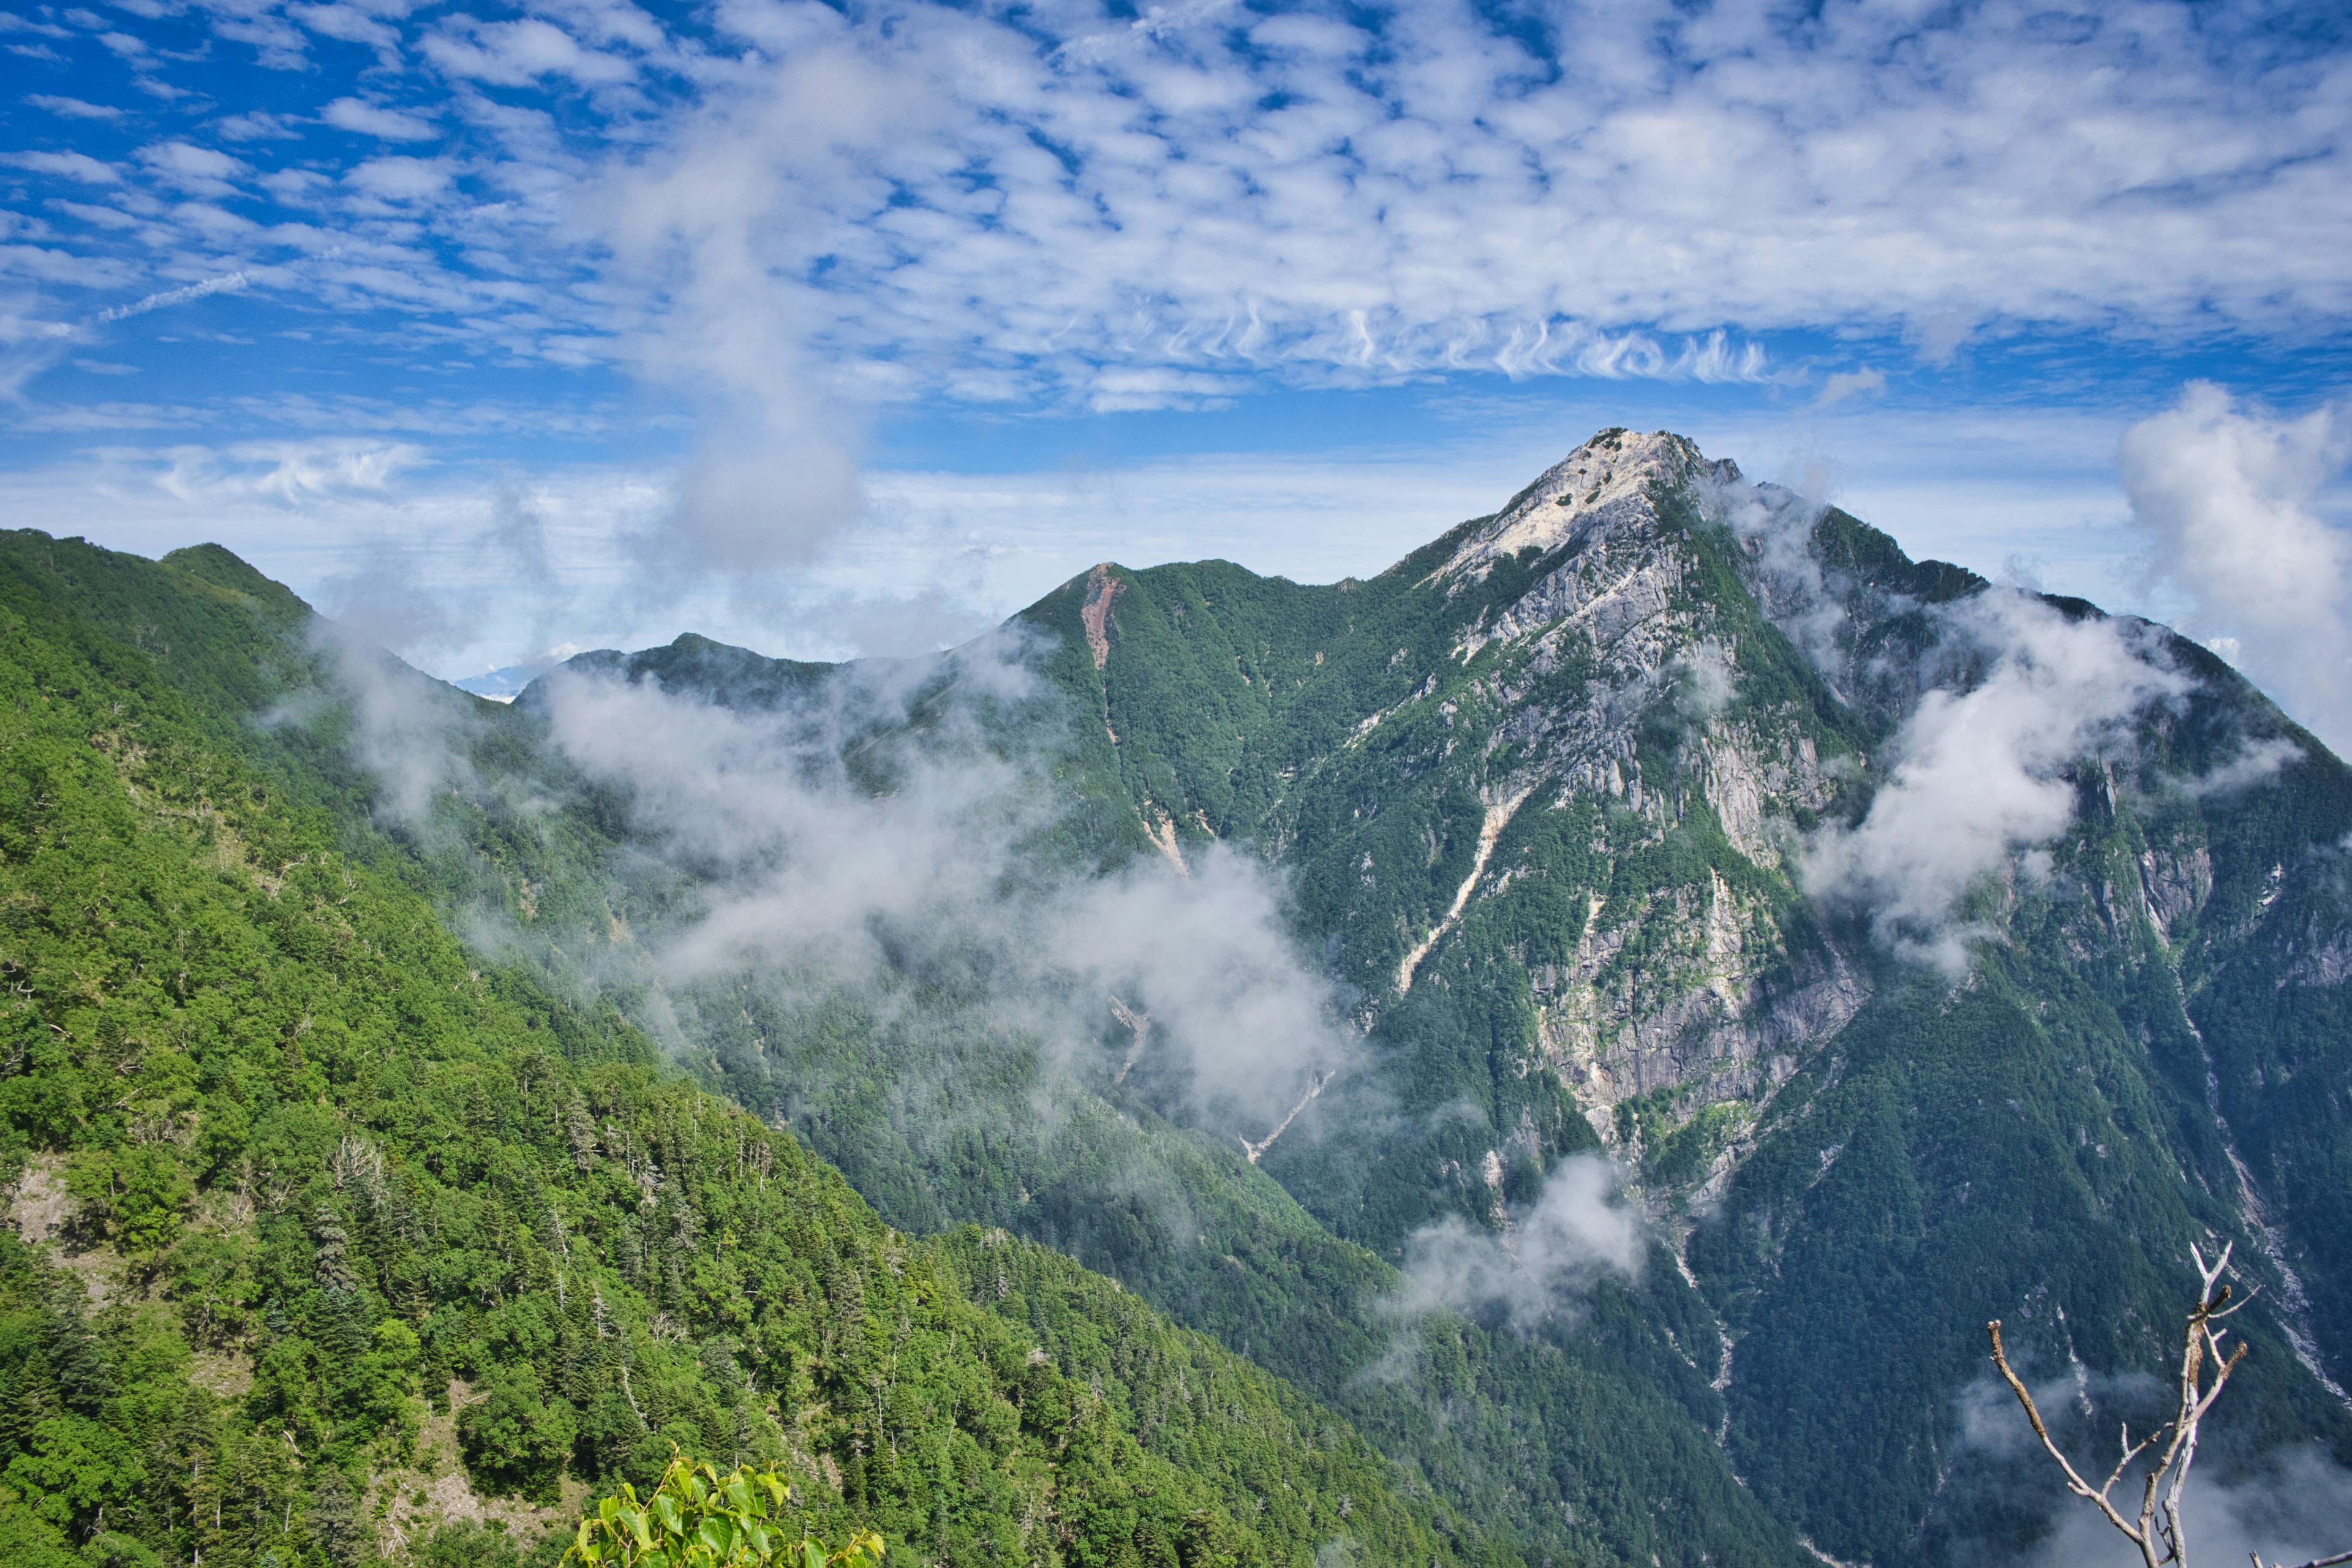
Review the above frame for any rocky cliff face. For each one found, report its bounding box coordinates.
[1175,430,1881,1175]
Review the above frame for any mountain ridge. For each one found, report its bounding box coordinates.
[0,526,1502,1568]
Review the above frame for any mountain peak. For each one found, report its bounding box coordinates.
[1436,427,1733,581]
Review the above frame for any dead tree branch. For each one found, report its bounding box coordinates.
[1988,1243,2264,1568]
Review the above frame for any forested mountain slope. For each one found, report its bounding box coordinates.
[486,608,1811,1562]
[0,532,1487,1568]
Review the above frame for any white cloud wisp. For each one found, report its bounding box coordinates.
[1802,592,2190,973]
[1389,1155,1645,1330]
[522,644,1357,1148]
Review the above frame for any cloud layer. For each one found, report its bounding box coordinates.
[6,0,2349,428]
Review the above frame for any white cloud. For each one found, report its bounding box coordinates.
[1815,367,1887,410]
[0,306,78,401]
[423,17,638,87]
[154,437,427,503]
[521,652,1357,1140]
[345,155,455,202]
[6,151,122,184]
[2118,382,2352,755]
[1803,590,2190,973]
[321,97,438,141]
[213,110,306,141]
[290,2,404,64]
[1390,1155,1645,1329]
[581,0,2352,421]
[135,141,249,198]
[26,94,126,120]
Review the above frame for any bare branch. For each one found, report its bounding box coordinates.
[1989,1320,2160,1564]
[1991,1242,2345,1568]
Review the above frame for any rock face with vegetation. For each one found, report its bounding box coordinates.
[4,425,2351,1568]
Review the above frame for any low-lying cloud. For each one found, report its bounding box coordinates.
[2024,1446,2352,1568]
[519,637,1355,1145]
[1802,592,2188,973]
[1389,1155,1644,1329]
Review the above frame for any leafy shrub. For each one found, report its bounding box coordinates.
[564,1453,884,1568]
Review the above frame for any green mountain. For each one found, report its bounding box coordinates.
[9,422,2351,1568]
[483,428,2352,1567]
[1001,430,2352,1564]
[0,532,1490,1568]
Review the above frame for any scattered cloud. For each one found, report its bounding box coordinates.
[2119,382,2352,755]
[345,156,455,203]
[1390,1156,1645,1329]
[1815,367,1887,411]
[213,110,304,141]
[8,0,2349,429]
[26,94,125,119]
[153,436,426,503]
[422,17,638,88]
[1802,592,2189,973]
[134,140,249,197]
[5,151,122,184]
[320,97,437,141]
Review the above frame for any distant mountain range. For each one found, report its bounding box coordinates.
[452,644,581,703]
[4,428,2348,1568]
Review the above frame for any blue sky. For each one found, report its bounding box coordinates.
[4,0,2350,691]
